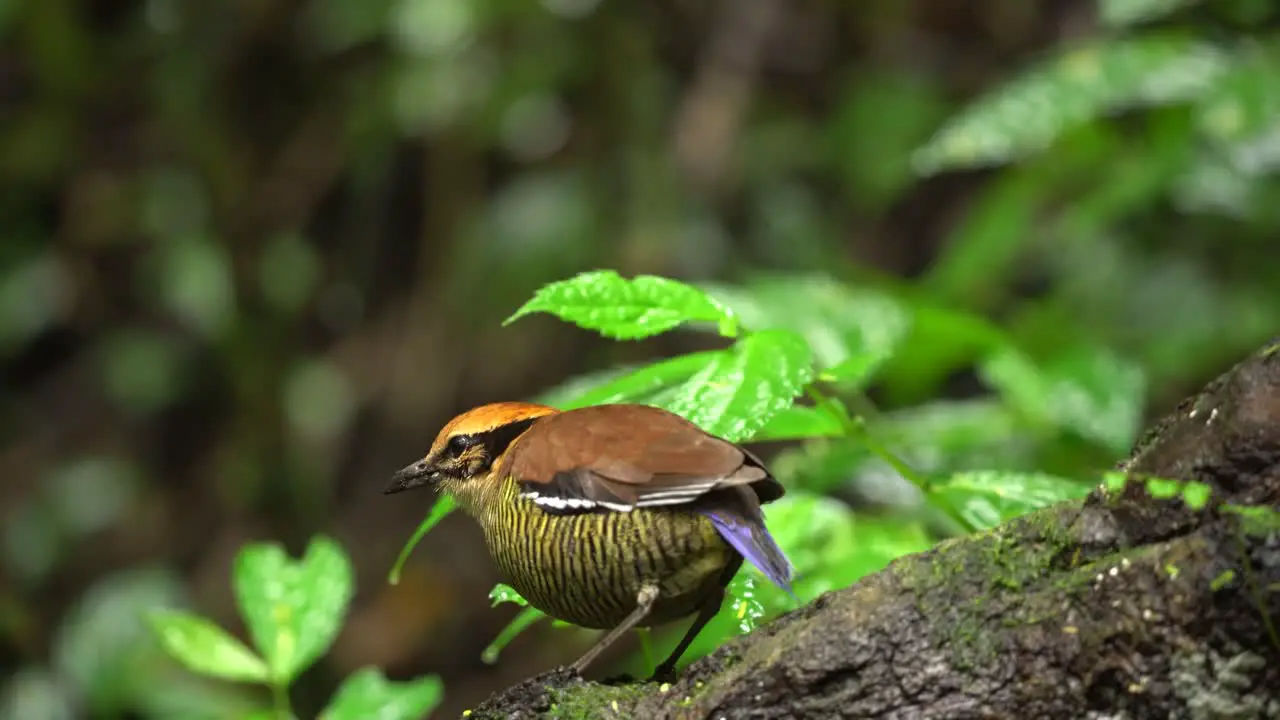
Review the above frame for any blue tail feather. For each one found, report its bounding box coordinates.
[701,509,794,595]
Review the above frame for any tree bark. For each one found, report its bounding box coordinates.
[471,342,1280,719]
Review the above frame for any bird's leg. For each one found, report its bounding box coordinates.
[652,585,725,681]
[570,583,660,674]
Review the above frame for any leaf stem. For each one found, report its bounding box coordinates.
[271,680,293,720]
[636,627,655,677]
[804,385,933,493]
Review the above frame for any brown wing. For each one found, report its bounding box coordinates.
[497,403,784,514]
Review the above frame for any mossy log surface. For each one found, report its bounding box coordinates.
[471,344,1280,719]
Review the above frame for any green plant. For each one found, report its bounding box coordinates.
[910,0,1280,391]
[389,269,1142,669]
[148,536,443,720]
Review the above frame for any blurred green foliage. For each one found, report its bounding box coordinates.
[149,537,442,719]
[1,0,1278,715]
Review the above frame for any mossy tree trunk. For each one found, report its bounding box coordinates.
[473,343,1280,719]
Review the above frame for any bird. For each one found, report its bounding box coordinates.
[383,401,793,678]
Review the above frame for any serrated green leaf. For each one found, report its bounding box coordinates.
[555,352,720,410]
[915,34,1228,173]
[661,329,814,442]
[1100,0,1205,28]
[980,345,1146,455]
[147,611,268,683]
[389,494,457,585]
[927,470,1093,531]
[234,536,354,684]
[488,583,529,608]
[752,405,844,442]
[319,667,443,720]
[706,276,909,389]
[505,270,737,340]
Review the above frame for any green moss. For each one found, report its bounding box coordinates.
[898,508,1082,670]
[545,682,652,719]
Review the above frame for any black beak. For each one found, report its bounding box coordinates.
[384,459,438,495]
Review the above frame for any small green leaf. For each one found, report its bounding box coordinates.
[928,471,1093,531]
[147,611,268,683]
[706,276,909,389]
[234,535,355,684]
[752,405,844,442]
[556,352,720,410]
[487,583,529,608]
[389,494,457,585]
[662,329,815,443]
[319,667,443,720]
[1144,477,1180,499]
[1181,481,1212,510]
[1103,471,1130,492]
[980,344,1146,455]
[505,270,737,340]
[1100,0,1205,28]
[915,34,1228,173]
[481,606,548,664]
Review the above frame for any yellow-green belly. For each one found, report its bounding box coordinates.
[478,494,736,630]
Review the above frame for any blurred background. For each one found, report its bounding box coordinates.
[1,0,1278,717]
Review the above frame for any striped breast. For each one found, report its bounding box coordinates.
[476,477,739,629]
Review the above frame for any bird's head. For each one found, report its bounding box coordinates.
[385,401,559,499]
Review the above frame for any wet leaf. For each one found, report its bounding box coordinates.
[662,329,814,443]
[234,536,354,683]
[487,583,529,607]
[505,270,738,340]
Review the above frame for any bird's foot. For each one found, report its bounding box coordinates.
[598,672,636,685]
[647,663,678,684]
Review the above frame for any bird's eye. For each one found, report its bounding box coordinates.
[447,435,473,455]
